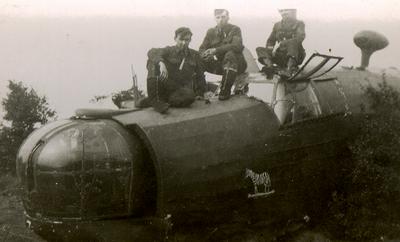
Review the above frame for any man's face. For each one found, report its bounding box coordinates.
[215,12,229,27]
[175,34,191,50]
[281,11,296,21]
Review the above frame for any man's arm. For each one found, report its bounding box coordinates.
[147,47,173,64]
[294,21,306,43]
[194,52,207,96]
[266,23,278,49]
[215,26,244,55]
[199,29,213,53]
[147,47,172,81]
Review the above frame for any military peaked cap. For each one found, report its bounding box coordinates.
[214,9,229,16]
[278,8,297,15]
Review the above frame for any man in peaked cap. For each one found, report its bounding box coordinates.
[256,8,306,78]
[199,9,247,100]
[137,27,207,113]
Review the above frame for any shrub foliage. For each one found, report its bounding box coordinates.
[0,81,56,173]
[328,79,400,241]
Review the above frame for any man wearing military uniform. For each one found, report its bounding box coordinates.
[256,9,306,77]
[199,9,247,100]
[138,27,207,113]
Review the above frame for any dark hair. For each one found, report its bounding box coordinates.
[175,27,193,39]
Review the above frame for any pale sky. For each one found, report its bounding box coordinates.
[1,0,400,21]
[0,0,399,119]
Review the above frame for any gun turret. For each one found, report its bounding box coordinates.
[354,30,389,71]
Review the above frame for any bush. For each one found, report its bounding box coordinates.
[328,79,400,241]
[0,81,56,173]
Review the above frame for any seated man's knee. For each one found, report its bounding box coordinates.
[256,47,271,57]
[284,41,301,58]
[223,51,239,71]
[224,50,237,60]
[203,59,222,75]
[256,47,273,66]
[256,46,265,53]
[146,61,160,78]
[168,88,196,107]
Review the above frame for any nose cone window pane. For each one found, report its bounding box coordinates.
[37,122,132,171]
[37,127,83,171]
[17,120,72,166]
[82,123,132,170]
[30,120,135,219]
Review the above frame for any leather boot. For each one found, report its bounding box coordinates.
[135,76,157,108]
[219,69,237,101]
[261,58,275,79]
[136,91,169,114]
[143,60,170,113]
[287,57,298,75]
[151,77,169,113]
[139,76,169,113]
[152,100,169,114]
[135,96,153,108]
[279,57,298,78]
[138,59,159,107]
[263,58,273,67]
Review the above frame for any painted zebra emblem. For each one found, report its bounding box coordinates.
[245,168,275,198]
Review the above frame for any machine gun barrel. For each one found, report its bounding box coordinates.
[131,64,140,103]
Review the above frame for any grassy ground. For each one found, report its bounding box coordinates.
[0,173,335,241]
[0,173,43,242]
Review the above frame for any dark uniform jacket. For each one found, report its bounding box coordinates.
[200,23,244,55]
[267,19,305,47]
[199,23,247,74]
[267,19,306,63]
[148,46,207,96]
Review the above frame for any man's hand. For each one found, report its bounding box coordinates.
[279,40,290,48]
[205,48,217,56]
[201,48,217,60]
[272,42,280,57]
[159,61,168,81]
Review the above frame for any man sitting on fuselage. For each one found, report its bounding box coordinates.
[256,9,306,78]
[199,9,247,100]
[137,27,208,113]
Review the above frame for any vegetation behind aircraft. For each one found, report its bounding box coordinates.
[326,76,400,241]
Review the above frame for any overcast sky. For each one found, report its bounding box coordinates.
[1,0,399,119]
[1,0,400,20]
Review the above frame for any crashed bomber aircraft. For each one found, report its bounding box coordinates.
[16,47,400,240]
